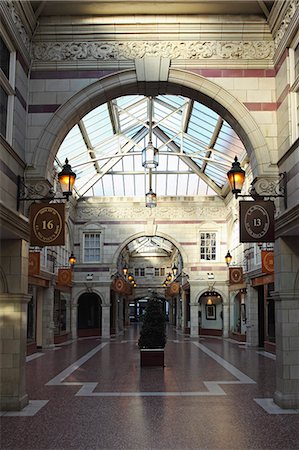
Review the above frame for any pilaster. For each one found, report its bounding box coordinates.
[273,291,299,409]
[0,293,31,411]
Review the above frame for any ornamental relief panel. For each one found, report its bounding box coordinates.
[32,40,274,62]
[76,206,225,220]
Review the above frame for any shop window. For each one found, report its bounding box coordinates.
[54,290,70,335]
[84,232,101,263]
[200,232,217,261]
[267,283,275,342]
[0,32,15,142]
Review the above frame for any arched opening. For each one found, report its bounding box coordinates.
[77,292,102,337]
[198,290,223,336]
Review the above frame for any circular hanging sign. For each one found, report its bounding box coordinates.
[240,201,274,243]
[30,203,65,246]
[230,268,243,284]
[263,251,274,273]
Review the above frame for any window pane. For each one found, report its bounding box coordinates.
[84,233,101,262]
[0,37,10,79]
[0,85,8,137]
[200,232,217,260]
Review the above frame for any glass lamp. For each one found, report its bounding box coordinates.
[225,250,232,267]
[227,156,245,198]
[142,97,159,169]
[58,158,76,200]
[69,252,76,267]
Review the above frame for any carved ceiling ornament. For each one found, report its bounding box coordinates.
[76,205,224,220]
[274,0,299,49]
[5,1,30,50]
[32,40,274,62]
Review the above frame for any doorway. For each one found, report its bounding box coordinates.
[77,293,101,337]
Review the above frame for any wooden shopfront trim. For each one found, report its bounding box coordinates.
[251,274,274,287]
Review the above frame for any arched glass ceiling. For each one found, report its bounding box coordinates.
[56,94,246,198]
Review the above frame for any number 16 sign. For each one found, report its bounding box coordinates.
[30,203,65,246]
[239,200,275,243]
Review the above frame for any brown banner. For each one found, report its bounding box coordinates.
[30,203,65,247]
[239,200,274,243]
[57,268,72,286]
[28,252,40,276]
[229,267,244,285]
[262,250,274,274]
[166,282,180,297]
[112,277,132,295]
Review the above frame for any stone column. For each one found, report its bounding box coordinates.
[118,296,124,332]
[101,305,110,338]
[0,293,31,411]
[42,285,55,348]
[189,284,198,337]
[176,297,181,329]
[273,237,299,409]
[222,297,229,338]
[246,285,259,346]
[181,290,187,331]
[70,298,78,340]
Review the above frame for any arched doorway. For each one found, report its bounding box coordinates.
[198,290,223,336]
[77,293,102,337]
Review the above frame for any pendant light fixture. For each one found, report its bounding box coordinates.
[145,169,157,208]
[142,97,159,169]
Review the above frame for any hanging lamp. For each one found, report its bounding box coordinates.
[142,97,159,169]
[145,169,157,208]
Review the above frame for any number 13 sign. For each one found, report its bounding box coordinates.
[30,203,65,246]
[239,200,275,243]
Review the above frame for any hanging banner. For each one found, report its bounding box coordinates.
[166,282,180,297]
[262,250,274,274]
[30,203,65,246]
[28,252,40,276]
[112,277,132,295]
[229,267,244,285]
[239,200,275,243]
[57,268,72,286]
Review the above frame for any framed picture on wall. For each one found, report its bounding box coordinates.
[206,304,216,320]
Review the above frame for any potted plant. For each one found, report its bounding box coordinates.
[138,293,167,367]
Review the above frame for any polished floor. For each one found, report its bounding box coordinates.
[1,325,299,450]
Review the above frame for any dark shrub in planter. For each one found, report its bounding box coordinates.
[138,296,166,349]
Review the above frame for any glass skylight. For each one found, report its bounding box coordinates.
[56,94,246,199]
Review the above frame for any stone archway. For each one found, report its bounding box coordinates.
[29,68,272,182]
[77,292,102,337]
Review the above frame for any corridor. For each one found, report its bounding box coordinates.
[1,325,298,450]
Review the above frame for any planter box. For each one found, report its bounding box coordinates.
[140,348,164,367]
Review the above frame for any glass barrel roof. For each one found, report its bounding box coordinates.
[56,94,246,199]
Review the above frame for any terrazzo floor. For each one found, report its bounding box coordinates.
[1,325,299,450]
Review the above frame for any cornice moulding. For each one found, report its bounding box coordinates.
[31,60,275,71]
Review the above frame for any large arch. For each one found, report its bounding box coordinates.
[111,230,189,271]
[29,68,273,182]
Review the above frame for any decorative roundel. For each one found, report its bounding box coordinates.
[115,277,125,292]
[244,204,270,239]
[264,252,274,272]
[230,268,242,283]
[32,206,63,244]
[170,283,180,294]
[59,269,71,284]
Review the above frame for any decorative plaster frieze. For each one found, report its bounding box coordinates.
[274,0,299,48]
[32,40,274,62]
[76,205,224,220]
[5,1,30,50]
